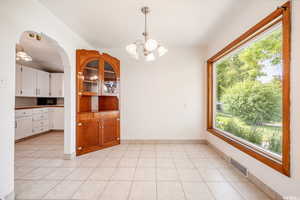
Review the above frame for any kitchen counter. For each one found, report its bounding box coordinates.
[15,105,64,110]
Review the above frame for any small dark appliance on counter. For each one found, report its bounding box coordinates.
[37,98,57,105]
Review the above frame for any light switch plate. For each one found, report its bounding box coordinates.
[0,78,7,88]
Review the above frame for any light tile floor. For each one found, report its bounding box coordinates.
[15,131,271,200]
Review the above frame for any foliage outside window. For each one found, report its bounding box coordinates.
[214,26,283,156]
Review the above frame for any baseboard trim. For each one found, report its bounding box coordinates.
[15,130,52,143]
[247,172,283,200]
[121,139,207,144]
[51,129,64,131]
[63,152,76,160]
[207,141,283,200]
[4,191,15,200]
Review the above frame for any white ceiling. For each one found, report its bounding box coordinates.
[39,0,254,48]
[18,31,64,72]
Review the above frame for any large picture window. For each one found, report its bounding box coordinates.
[207,2,290,176]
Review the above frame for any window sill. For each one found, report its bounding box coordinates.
[207,128,289,176]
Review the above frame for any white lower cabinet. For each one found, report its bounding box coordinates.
[49,107,64,130]
[32,109,49,134]
[15,117,33,140]
[15,107,63,141]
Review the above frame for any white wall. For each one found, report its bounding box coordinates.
[102,48,206,140]
[205,0,300,198]
[0,0,93,198]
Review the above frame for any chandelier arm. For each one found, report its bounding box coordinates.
[141,6,149,41]
[144,11,148,41]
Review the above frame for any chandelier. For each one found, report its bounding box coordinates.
[126,6,168,61]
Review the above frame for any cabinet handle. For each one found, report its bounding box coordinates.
[15,121,17,128]
[78,122,83,126]
[77,146,82,150]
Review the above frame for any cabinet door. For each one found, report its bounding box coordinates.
[15,117,33,140]
[102,61,120,96]
[79,59,101,95]
[48,109,54,129]
[15,63,22,96]
[50,73,64,97]
[77,120,101,155]
[37,70,50,97]
[102,115,120,146]
[52,108,64,130]
[21,66,37,97]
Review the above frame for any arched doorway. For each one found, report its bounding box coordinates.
[15,30,70,160]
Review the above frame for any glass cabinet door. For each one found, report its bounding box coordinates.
[102,61,119,95]
[80,59,100,95]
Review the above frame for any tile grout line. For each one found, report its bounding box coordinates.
[96,157,116,200]
[172,145,188,200]
[186,147,218,200]
[125,144,140,200]
[155,145,158,200]
[97,145,127,200]
[41,156,92,200]
[215,162,248,200]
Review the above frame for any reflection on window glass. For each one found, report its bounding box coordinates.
[215,25,283,155]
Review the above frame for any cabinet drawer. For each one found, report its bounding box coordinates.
[33,126,43,134]
[15,109,33,118]
[33,120,49,128]
[32,125,49,134]
[32,108,49,114]
[33,113,49,121]
[43,124,50,131]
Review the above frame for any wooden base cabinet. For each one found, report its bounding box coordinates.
[76,112,120,155]
[102,113,120,146]
[77,119,101,153]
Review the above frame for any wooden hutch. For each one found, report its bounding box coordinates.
[76,49,120,155]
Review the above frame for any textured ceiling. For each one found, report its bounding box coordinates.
[18,31,64,72]
[39,0,253,48]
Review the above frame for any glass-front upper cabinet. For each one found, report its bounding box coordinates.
[102,56,120,96]
[79,59,101,95]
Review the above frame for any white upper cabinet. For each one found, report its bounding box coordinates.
[15,63,22,96]
[36,70,50,97]
[20,66,37,97]
[15,64,54,97]
[50,73,64,97]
